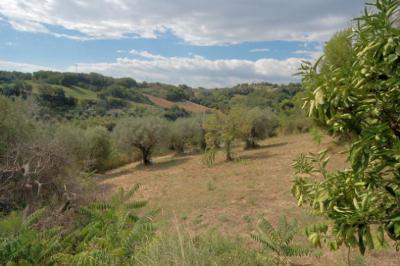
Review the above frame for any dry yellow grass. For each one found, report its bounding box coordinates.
[144,93,209,113]
[100,134,398,265]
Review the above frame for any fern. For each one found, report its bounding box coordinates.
[64,184,155,265]
[252,216,317,266]
[0,184,155,266]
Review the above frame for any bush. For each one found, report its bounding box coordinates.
[36,85,76,109]
[164,105,190,121]
[84,126,112,172]
[0,97,80,213]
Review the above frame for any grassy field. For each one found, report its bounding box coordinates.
[27,81,98,101]
[100,134,398,265]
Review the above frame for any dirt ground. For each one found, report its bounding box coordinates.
[100,134,399,266]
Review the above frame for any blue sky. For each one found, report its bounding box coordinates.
[0,0,365,87]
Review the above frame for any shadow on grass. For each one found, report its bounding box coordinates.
[239,143,287,161]
[135,157,191,171]
[105,168,135,179]
[239,150,273,160]
[258,141,289,149]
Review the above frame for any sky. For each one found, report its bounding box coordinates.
[0,0,365,88]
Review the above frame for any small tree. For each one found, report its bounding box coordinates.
[84,126,112,172]
[169,117,203,154]
[113,117,167,165]
[203,110,246,162]
[243,107,279,149]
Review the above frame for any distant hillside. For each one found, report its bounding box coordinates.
[0,70,301,122]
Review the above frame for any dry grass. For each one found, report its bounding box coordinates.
[144,93,209,113]
[100,134,398,266]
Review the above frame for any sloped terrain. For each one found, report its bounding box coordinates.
[144,93,209,113]
[101,134,398,266]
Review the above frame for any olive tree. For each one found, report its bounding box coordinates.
[242,107,279,149]
[169,117,204,154]
[203,109,247,162]
[293,0,400,254]
[113,117,167,165]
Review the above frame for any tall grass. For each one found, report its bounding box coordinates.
[136,227,262,266]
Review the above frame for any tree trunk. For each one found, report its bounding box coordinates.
[141,147,152,165]
[225,141,234,162]
[245,138,258,150]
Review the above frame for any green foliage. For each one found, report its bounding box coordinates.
[0,81,32,99]
[0,185,155,266]
[0,209,64,266]
[242,107,279,149]
[164,105,190,121]
[169,117,204,154]
[36,84,77,109]
[309,127,323,145]
[251,216,316,266]
[84,126,112,172]
[293,0,400,254]
[203,110,246,162]
[60,185,156,265]
[113,117,168,165]
[98,85,151,104]
[136,229,262,266]
[321,28,355,73]
[278,93,311,135]
[165,86,191,102]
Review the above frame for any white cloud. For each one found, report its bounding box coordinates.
[0,50,306,88]
[292,49,323,60]
[0,60,54,72]
[0,0,364,45]
[129,49,164,60]
[67,51,303,88]
[250,48,270,53]
[0,47,308,88]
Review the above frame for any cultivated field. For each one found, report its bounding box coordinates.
[144,93,210,113]
[100,134,399,266]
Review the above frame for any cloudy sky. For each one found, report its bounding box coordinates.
[0,0,364,88]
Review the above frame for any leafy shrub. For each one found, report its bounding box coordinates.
[0,185,155,265]
[293,0,400,254]
[164,105,190,121]
[36,85,76,109]
[84,126,112,172]
[252,216,317,265]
